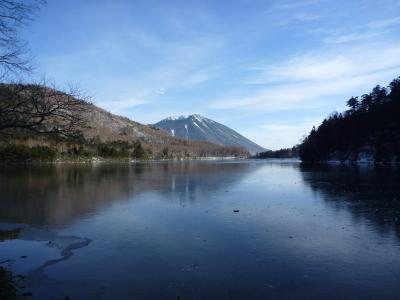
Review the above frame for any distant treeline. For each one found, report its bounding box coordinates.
[0,136,247,162]
[255,147,299,159]
[0,139,150,162]
[299,76,400,163]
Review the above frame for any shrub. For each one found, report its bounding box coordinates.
[0,145,57,162]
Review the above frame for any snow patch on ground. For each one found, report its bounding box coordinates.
[193,115,203,123]
[193,121,201,129]
[184,124,189,137]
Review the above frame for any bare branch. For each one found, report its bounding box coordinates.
[0,0,45,77]
[0,80,93,138]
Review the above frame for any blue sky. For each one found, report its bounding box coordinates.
[21,0,400,149]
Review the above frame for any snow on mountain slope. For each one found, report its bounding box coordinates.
[154,114,266,154]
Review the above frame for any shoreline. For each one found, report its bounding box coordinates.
[0,156,249,165]
[300,159,400,166]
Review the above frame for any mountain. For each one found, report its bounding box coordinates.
[80,108,248,157]
[154,114,266,154]
[0,84,248,161]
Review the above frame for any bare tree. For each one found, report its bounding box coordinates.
[0,2,93,139]
[0,81,92,138]
[0,0,45,78]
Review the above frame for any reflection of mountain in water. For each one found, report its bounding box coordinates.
[300,164,400,238]
[0,162,254,227]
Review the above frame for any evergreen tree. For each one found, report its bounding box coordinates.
[132,142,148,160]
[346,97,359,112]
[299,76,400,163]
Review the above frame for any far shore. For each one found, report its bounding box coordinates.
[0,156,250,165]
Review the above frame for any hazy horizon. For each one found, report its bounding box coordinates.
[20,0,400,150]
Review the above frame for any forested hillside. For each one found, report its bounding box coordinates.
[0,84,248,162]
[299,77,400,163]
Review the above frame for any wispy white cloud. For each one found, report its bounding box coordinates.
[41,31,226,114]
[322,16,400,44]
[323,31,386,44]
[156,88,166,95]
[210,75,373,111]
[210,45,400,111]
[271,0,324,11]
[265,0,327,27]
[125,34,226,90]
[368,16,400,29]
[248,46,400,83]
[99,98,148,114]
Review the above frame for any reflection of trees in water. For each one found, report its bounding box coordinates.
[0,162,252,227]
[300,163,400,238]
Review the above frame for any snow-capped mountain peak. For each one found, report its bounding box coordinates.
[154,114,266,154]
[163,115,189,121]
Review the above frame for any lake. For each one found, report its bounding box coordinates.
[1,160,400,299]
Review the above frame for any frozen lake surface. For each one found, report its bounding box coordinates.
[1,160,400,299]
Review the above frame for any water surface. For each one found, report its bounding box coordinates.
[1,160,400,299]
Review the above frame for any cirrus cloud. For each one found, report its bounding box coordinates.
[210,45,400,112]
